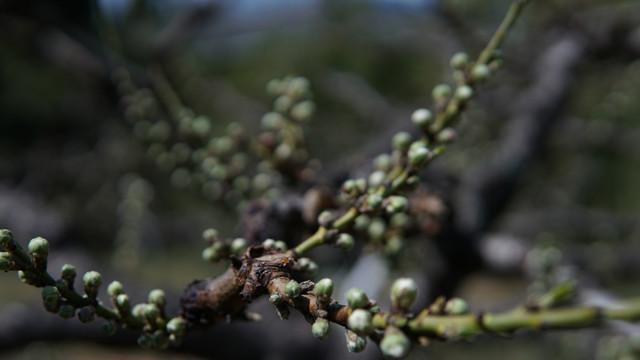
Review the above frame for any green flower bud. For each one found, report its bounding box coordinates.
[435,127,457,144]
[380,326,411,359]
[60,264,76,281]
[284,280,302,298]
[368,170,386,188]
[354,214,371,231]
[269,293,283,305]
[455,85,474,102]
[346,288,369,309]
[28,237,49,258]
[77,306,95,323]
[202,245,221,262]
[137,335,152,349]
[347,309,373,336]
[148,289,166,308]
[274,95,293,113]
[444,297,469,315]
[312,318,331,340]
[132,303,146,320]
[354,178,367,193]
[102,321,117,336]
[385,236,404,257]
[391,277,418,311]
[83,271,102,290]
[42,286,61,310]
[450,52,469,70]
[390,213,410,228]
[345,329,367,353]
[367,218,386,241]
[373,154,392,172]
[287,76,310,98]
[274,240,288,251]
[408,146,430,168]
[263,239,276,250]
[107,281,124,297]
[392,132,412,152]
[411,108,433,129]
[0,252,12,271]
[144,304,159,320]
[231,238,247,254]
[0,229,13,249]
[432,84,452,101]
[335,233,355,252]
[386,196,409,214]
[342,179,357,194]
[290,100,316,121]
[58,304,75,319]
[317,210,333,228]
[191,116,211,137]
[366,194,383,210]
[167,317,187,336]
[471,63,491,83]
[116,294,130,310]
[314,278,334,298]
[202,228,219,242]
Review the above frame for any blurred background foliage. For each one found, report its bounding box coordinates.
[1,0,640,359]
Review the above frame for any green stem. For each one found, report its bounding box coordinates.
[333,208,359,230]
[291,227,328,256]
[477,0,530,65]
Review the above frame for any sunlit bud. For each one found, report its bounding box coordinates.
[144,303,160,320]
[444,298,469,315]
[231,238,247,254]
[455,85,474,102]
[274,240,288,251]
[368,170,386,188]
[312,318,331,340]
[83,271,102,291]
[390,278,418,311]
[366,194,383,210]
[269,293,283,305]
[471,64,491,83]
[314,278,334,298]
[450,52,469,70]
[28,237,49,258]
[274,95,293,113]
[432,84,452,101]
[346,288,369,309]
[386,196,409,214]
[202,228,218,242]
[408,146,430,168]
[373,153,392,172]
[285,280,302,298]
[380,326,411,359]
[345,329,367,353]
[392,132,412,152]
[317,210,333,228]
[116,294,130,310]
[335,233,355,252]
[107,281,124,297]
[0,229,13,249]
[347,309,373,336]
[411,108,433,129]
[436,127,457,144]
[342,179,357,194]
[148,289,166,308]
[0,252,12,271]
[166,317,187,336]
[290,100,316,121]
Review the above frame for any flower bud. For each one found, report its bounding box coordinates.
[0,229,13,250]
[347,309,373,336]
[202,228,218,242]
[436,127,457,144]
[77,306,95,323]
[42,286,61,309]
[61,264,76,281]
[107,281,124,297]
[386,196,409,214]
[373,154,392,172]
[314,278,334,298]
[432,84,452,101]
[367,218,386,241]
[455,85,474,102]
[366,194,383,210]
[269,293,283,305]
[0,252,12,271]
[116,294,130,310]
[102,321,117,336]
[392,132,412,152]
[345,329,367,353]
[83,271,102,291]
[144,304,160,320]
[284,280,302,298]
[167,317,187,336]
[335,233,355,252]
[471,63,491,83]
[28,237,49,258]
[132,303,146,320]
[274,240,288,251]
[408,146,430,168]
[58,304,75,319]
[411,108,433,129]
[391,278,418,311]
[342,179,357,194]
[444,297,469,315]
[368,170,386,188]
[312,318,331,340]
[290,100,316,121]
[148,289,166,308]
[317,210,333,228]
[137,335,152,349]
[231,238,247,254]
[274,95,293,113]
[346,288,369,309]
[380,326,411,359]
[354,215,370,231]
[450,52,469,70]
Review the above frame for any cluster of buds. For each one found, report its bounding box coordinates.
[200,228,248,263]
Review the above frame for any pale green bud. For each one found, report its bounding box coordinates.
[132,303,146,320]
[148,289,166,308]
[432,84,452,101]
[102,321,117,336]
[346,288,369,309]
[314,278,334,298]
[391,278,418,311]
[408,146,430,168]
[58,304,75,319]
[166,317,187,336]
[285,280,302,298]
[380,327,411,359]
[335,233,355,252]
[290,100,316,121]
[366,194,383,210]
[274,240,288,251]
[107,281,124,297]
[373,154,392,172]
[450,52,469,70]
[386,196,409,214]
[342,179,357,194]
[354,178,367,193]
[83,271,102,290]
[444,297,469,315]
[269,293,283,305]
[471,63,491,83]
[0,252,12,271]
[42,286,61,307]
[367,218,386,240]
[368,170,386,188]
[390,213,410,228]
[435,127,457,144]
[455,85,474,102]
[144,304,160,320]
[354,214,371,231]
[0,229,13,249]
[28,237,49,258]
[231,238,247,254]
[202,228,219,242]
[347,309,373,336]
[116,294,130,310]
[312,318,331,340]
[411,108,432,129]
[274,95,293,113]
[317,210,333,228]
[263,238,276,250]
[392,132,412,152]
[345,329,367,353]
[191,116,211,137]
